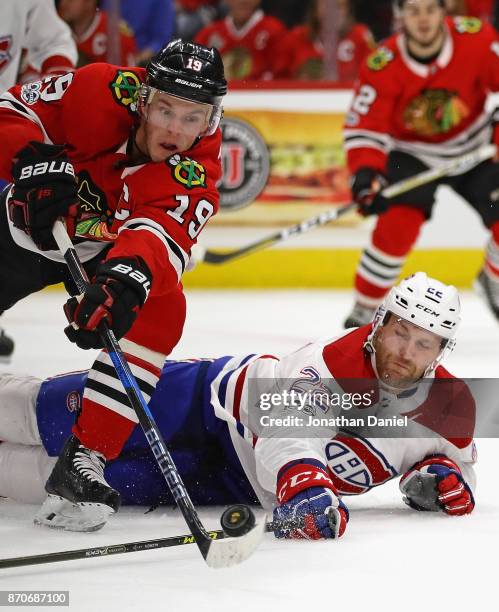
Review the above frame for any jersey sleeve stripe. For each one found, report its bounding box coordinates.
[119,218,189,281]
[0,92,52,143]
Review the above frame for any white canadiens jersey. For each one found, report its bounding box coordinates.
[0,0,77,93]
[209,325,477,509]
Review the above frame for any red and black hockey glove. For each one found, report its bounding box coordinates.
[350,166,389,216]
[273,459,349,540]
[64,256,152,350]
[399,455,475,516]
[9,141,79,251]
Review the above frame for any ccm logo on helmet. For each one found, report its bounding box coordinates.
[416,303,440,316]
[19,161,75,180]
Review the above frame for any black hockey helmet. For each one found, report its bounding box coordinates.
[146,39,227,107]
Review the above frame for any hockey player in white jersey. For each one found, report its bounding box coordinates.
[0,0,77,93]
[0,273,475,537]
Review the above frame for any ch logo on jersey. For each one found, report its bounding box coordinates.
[0,35,13,74]
[454,16,482,34]
[325,434,396,495]
[109,70,141,113]
[168,154,206,188]
[66,391,81,413]
[367,47,394,71]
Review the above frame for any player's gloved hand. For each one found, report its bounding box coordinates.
[350,166,389,216]
[273,460,349,539]
[399,455,475,516]
[64,256,152,350]
[9,141,80,251]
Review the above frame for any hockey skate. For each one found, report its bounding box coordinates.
[475,269,499,320]
[34,435,121,532]
[0,329,14,363]
[344,302,376,329]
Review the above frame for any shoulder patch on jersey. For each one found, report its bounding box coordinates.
[109,69,141,114]
[168,154,207,189]
[454,16,482,34]
[366,46,394,71]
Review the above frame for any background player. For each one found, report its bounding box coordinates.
[0,273,476,536]
[0,39,227,529]
[343,0,499,327]
[195,0,286,80]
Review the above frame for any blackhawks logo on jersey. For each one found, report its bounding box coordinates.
[75,170,117,241]
[403,89,470,137]
[168,154,206,189]
[367,46,394,71]
[109,69,141,114]
[454,16,482,34]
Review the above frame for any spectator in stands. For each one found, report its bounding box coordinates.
[176,1,226,41]
[56,0,137,66]
[274,0,375,82]
[101,0,175,65]
[195,0,286,80]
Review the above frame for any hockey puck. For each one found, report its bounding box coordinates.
[220,505,256,537]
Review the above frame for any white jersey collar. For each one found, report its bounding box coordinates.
[397,23,453,78]
[225,9,265,40]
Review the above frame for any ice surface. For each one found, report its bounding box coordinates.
[0,289,498,611]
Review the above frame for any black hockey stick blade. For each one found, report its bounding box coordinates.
[202,202,357,265]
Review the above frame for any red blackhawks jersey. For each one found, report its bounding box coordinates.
[344,16,499,174]
[207,325,476,508]
[74,10,137,67]
[195,10,286,80]
[274,23,375,82]
[0,63,222,299]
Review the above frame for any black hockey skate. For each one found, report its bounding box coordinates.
[0,329,14,363]
[34,435,121,532]
[344,303,375,329]
[475,269,499,321]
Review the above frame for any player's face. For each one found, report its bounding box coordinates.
[373,315,443,389]
[402,0,445,47]
[57,0,94,24]
[226,0,261,23]
[137,92,211,162]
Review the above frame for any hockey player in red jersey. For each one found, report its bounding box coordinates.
[274,0,375,82]
[56,0,137,67]
[195,0,286,80]
[343,0,499,327]
[0,272,476,535]
[0,39,227,530]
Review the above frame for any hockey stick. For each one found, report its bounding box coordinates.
[51,220,265,568]
[199,143,497,265]
[0,517,303,570]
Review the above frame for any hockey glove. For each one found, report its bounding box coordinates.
[273,459,349,540]
[400,455,475,516]
[9,142,79,250]
[350,166,389,216]
[64,256,152,350]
